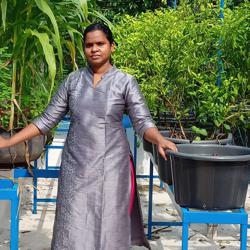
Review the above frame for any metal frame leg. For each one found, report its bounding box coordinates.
[10,183,19,250]
[33,160,38,214]
[240,223,247,250]
[45,145,49,170]
[240,208,248,250]
[182,222,189,250]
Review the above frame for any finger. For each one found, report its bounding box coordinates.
[159,147,167,160]
[168,143,177,152]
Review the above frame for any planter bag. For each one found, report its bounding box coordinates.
[0,128,46,169]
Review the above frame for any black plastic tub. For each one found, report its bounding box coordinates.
[143,138,153,154]
[156,131,232,185]
[167,144,250,210]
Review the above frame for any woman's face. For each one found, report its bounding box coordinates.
[84,30,114,68]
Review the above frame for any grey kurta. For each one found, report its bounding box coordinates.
[33,66,156,250]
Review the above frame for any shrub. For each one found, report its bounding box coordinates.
[114,2,249,138]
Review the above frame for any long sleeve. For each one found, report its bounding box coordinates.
[125,76,156,138]
[32,77,70,134]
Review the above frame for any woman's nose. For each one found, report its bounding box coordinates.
[91,44,99,52]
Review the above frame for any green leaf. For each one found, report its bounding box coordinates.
[223,124,230,130]
[75,35,85,60]
[66,40,77,70]
[214,120,220,127]
[91,10,114,29]
[28,29,56,103]
[193,136,201,141]
[74,0,88,19]
[191,126,208,136]
[239,114,244,122]
[1,0,7,31]
[34,0,63,72]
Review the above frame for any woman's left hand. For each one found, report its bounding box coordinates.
[157,138,177,160]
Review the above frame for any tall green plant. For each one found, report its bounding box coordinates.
[0,0,108,130]
[0,47,12,129]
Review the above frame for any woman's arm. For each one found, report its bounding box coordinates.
[125,76,177,159]
[144,127,177,160]
[0,123,41,149]
[0,72,76,149]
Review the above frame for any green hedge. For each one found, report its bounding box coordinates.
[113,2,249,137]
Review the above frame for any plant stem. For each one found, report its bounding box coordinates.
[17,41,27,126]
[224,111,249,122]
[159,91,187,139]
[9,27,17,130]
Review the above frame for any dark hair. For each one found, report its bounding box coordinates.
[83,22,116,45]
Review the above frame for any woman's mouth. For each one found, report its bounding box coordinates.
[91,55,101,59]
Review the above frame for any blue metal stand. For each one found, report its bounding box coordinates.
[32,160,59,214]
[29,144,64,213]
[0,179,20,250]
[147,158,249,249]
[147,159,182,240]
[31,118,68,213]
[55,117,70,132]
[181,208,248,250]
[133,134,163,187]
[14,167,59,214]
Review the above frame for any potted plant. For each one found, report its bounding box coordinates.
[114,1,249,183]
[0,0,108,168]
[220,3,250,146]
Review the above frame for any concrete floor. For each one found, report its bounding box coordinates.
[0,175,249,250]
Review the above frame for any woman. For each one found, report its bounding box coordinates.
[0,23,177,250]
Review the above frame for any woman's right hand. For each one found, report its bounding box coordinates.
[0,136,10,149]
[0,124,41,150]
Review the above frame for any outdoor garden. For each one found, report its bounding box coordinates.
[0,0,250,249]
[0,0,249,142]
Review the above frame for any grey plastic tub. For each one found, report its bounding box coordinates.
[161,130,233,145]
[167,144,250,210]
[156,131,232,185]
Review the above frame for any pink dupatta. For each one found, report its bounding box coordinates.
[129,156,135,215]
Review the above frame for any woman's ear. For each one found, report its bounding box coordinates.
[111,42,115,53]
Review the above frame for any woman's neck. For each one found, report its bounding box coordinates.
[90,62,112,75]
